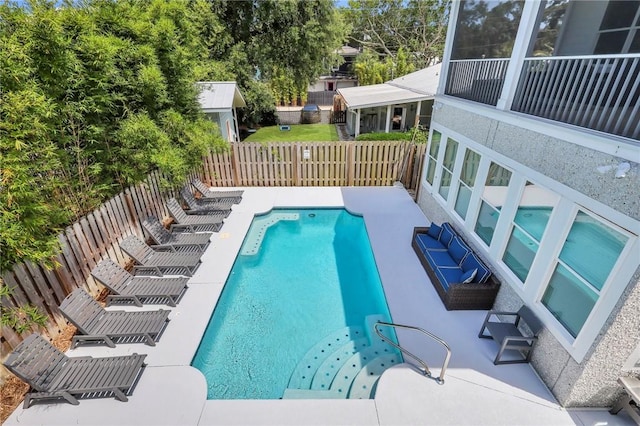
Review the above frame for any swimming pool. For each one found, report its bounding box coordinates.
[191,208,398,400]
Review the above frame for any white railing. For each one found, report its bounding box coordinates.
[512,55,640,140]
[445,59,510,106]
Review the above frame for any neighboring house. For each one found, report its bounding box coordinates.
[337,63,441,137]
[419,0,640,408]
[307,46,360,106]
[197,82,246,142]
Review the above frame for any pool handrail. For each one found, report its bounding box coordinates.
[374,321,451,385]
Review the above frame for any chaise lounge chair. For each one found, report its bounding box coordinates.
[59,288,171,348]
[120,234,202,276]
[179,185,233,216]
[91,259,189,307]
[166,198,225,233]
[3,333,147,408]
[190,178,243,202]
[142,216,212,252]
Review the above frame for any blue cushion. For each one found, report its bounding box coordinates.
[415,234,447,252]
[460,252,492,283]
[439,225,455,247]
[434,267,463,291]
[460,268,477,284]
[448,237,470,265]
[424,249,459,268]
[427,224,442,239]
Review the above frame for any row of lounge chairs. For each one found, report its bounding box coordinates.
[3,180,242,409]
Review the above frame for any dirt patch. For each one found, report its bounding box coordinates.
[0,323,79,423]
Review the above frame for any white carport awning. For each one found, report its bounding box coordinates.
[337,63,441,109]
[337,83,432,109]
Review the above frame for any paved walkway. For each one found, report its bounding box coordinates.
[4,187,634,426]
[336,123,354,141]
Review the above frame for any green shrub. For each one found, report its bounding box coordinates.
[355,127,428,143]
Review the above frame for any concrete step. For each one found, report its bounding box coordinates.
[309,336,369,391]
[281,389,344,399]
[287,326,365,390]
[240,212,299,255]
[324,344,399,396]
[348,353,403,399]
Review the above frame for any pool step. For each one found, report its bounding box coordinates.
[284,315,401,400]
[347,353,403,399]
[287,326,365,390]
[281,389,343,399]
[240,212,299,255]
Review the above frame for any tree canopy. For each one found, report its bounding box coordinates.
[343,0,450,72]
[0,0,227,271]
[0,0,350,271]
[206,0,348,119]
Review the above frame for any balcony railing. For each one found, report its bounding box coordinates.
[512,55,640,140]
[445,59,510,106]
[445,55,640,141]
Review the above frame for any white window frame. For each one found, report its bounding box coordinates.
[420,123,640,362]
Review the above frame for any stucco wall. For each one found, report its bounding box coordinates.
[416,102,640,407]
[432,104,640,221]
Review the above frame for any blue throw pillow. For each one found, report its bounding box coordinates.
[460,268,477,284]
[439,225,455,247]
[448,237,470,265]
[427,223,442,239]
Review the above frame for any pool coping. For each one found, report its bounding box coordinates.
[4,186,633,426]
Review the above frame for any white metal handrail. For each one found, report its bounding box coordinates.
[374,321,452,385]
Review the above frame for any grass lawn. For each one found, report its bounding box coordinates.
[244,124,339,142]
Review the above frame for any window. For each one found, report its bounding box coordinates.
[454,149,481,219]
[595,0,640,54]
[530,0,569,56]
[438,138,459,200]
[502,183,560,282]
[542,211,629,337]
[451,0,525,59]
[425,131,442,185]
[474,162,512,246]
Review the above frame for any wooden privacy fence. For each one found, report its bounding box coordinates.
[202,141,426,190]
[1,171,177,354]
[1,141,426,353]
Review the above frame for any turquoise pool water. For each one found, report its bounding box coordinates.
[191,208,392,399]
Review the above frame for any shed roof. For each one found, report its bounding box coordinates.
[197,82,246,112]
[337,63,441,109]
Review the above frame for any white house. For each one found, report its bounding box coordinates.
[197,82,246,142]
[419,0,640,409]
[337,63,441,137]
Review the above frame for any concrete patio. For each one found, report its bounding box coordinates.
[4,186,635,426]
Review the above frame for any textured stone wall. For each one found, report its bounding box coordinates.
[432,104,640,221]
[417,103,640,407]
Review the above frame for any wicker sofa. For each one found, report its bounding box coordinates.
[412,223,500,310]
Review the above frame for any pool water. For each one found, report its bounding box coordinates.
[191,208,392,399]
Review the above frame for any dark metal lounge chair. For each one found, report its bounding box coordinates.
[120,234,202,276]
[478,305,544,365]
[59,288,170,348]
[3,333,147,408]
[179,186,233,216]
[166,198,224,233]
[91,259,189,307]
[190,178,243,202]
[142,216,212,252]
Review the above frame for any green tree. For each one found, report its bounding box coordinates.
[0,0,228,271]
[344,0,450,69]
[205,0,348,123]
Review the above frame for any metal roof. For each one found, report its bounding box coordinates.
[337,63,441,109]
[197,82,246,111]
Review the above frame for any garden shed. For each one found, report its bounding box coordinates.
[197,82,246,142]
